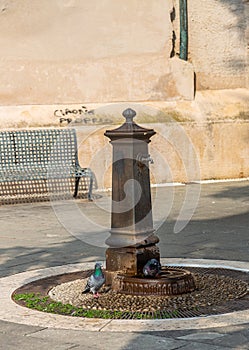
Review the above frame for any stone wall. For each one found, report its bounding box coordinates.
[0,0,248,104]
[1,90,247,185]
[0,0,193,104]
[0,1,248,183]
[187,0,249,90]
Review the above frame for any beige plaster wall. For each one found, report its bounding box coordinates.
[1,89,248,185]
[0,0,248,104]
[1,0,194,104]
[0,1,248,184]
[0,89,249,188]
[73,91,249,186]
[77,119,249,189]
[187,0,249,90]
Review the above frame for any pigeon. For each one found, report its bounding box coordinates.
[143,259,161,278]
[82,263,105,298]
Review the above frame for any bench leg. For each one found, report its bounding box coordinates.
[74,175,93,201]
[73,177,80,198]
[88,175,93,201]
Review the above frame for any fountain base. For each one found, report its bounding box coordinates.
[13,265,249,320]
[105,243,160,285]
[111,267,196,296]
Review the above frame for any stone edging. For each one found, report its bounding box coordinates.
[0,258,249,332]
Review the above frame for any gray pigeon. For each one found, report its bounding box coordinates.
[143,259,161,278]
[82,263,105,298]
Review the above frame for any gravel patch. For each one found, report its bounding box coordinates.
[49,273,248,313]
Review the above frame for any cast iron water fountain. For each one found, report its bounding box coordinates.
[12,108,249,320]
[104,108,196,296]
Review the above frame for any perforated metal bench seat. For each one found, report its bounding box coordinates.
[0,165,92,182]
[0,128,94,203]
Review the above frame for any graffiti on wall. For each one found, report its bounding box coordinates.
[54,105,113,125]
[54,105,94,118]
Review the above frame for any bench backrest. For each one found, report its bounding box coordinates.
[0,128,79,170]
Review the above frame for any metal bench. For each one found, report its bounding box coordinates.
[0,128,94,204]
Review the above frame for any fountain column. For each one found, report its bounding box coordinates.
[104,108,160,285]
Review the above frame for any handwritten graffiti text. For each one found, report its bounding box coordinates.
[54,105,94,118]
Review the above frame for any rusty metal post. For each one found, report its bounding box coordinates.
[104,108,160,284]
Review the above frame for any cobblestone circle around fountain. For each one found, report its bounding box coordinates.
[48,271,248,316]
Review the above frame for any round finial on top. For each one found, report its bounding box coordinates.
[122,108,136,123]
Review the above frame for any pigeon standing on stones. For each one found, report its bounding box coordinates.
[143,259,161,278]
[82,262,105,298]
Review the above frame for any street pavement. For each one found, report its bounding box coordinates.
[0,180,248,349]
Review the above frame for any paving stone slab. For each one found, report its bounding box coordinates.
[177,332,226,340]
[0,320,44,336]
[27,329,187,350]
[177,344,232,350]
[0,333,76,350]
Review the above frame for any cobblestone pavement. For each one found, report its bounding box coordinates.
[0,180,248,349]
